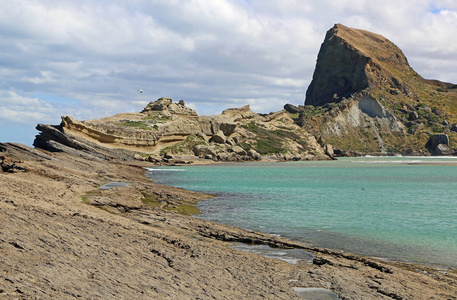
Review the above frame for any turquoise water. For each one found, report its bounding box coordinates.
[147,157,457,268]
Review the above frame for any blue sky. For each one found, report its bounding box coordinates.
[1,0,457,145]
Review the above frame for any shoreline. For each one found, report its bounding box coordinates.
[1,143,456,299]
[148,157,457,271]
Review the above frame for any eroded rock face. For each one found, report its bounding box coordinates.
[427,134,454,155]
[0,155,26,173]
[305,24,411,106]
[298,24,457,155]
[142,97,198,116]
[33,98,331,162]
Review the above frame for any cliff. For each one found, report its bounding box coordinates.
[306,24,411,106]
[34,97,332,163]
[33,25,457,158]
[299,24,457,155]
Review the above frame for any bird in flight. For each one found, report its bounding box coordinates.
[138,89,143,93]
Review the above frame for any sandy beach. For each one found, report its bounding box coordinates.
[1,142,456,299]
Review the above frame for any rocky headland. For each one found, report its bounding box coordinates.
[33,24,457,162]
[2,24,457,299]
[34,97,333,165]
[296,24,457,156]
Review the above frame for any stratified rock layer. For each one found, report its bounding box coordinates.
[306,24,411,106]
[34,98,331,162]
[300,24,457,155]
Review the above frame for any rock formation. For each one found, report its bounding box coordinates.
[2,141,456,299]
[142,97,198,116]
[298,24,457,155]
[306,24,414,106]
[34,98,331,163]
[33,25,457,158]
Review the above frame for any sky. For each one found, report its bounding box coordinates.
[1,0,457,145]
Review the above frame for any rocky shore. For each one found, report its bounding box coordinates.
[1,142,456,299]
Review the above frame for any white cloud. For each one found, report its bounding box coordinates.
[0,92,56,124]
[0,0,457,145]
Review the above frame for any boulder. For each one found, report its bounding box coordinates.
[324,144,334,157]
[232,136,242,144]
[247,149,261,160]
[212,130,226,144]
[142,97,198,116]
[230,146,247,156]
[147,155,162,163]
[408,111,419,121]
[435,144,453,156]
[193,145,217,157]
[219,123,237,136]
[143,97,173,111]
[428,134,449,149]
[196,133,210,142]
[163,152,174,159]
[427,134,452,155]
[217,153,229,161]
[225,138,236,146]
[284,104,300,114]
[133,153,147,161]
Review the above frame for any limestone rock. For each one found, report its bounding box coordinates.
[143,97,173,111]
[247,149,261,160]
[193,145,217,157]
[217,153,229,161]
[163,152,174,159]
[212,130,226,144]
[230,146,247,156]
[284,104,300,114]
[226,138,236,146]
[324,144,334,158]
[221,105,257,121]
[33,98,332,161]
[134,153,147,161]
[147,155,162,163]
[142,97,198,116]
[219,122,237,136]
[84,186,144,211]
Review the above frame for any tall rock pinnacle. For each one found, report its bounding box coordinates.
[305,24,413,106]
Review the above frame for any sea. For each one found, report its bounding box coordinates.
[147,156,457,269]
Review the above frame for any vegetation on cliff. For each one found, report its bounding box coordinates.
[299,24,457,155]
[34,98,331,164]
[33,24,457,159]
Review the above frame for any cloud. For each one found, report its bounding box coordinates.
[0,92,56,124]
[1,0,457,145]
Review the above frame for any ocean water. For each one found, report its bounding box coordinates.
[147,157,457,268]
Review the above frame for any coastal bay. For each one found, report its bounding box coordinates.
[2,143,457,299]
[149,157,457,269]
